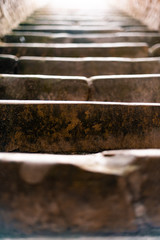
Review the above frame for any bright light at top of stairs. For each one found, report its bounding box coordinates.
[46,0,112,10]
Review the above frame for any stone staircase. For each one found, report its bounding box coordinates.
[0,3,160,239]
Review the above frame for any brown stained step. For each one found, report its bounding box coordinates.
[13,25,123,34]
[17,57,160,76]
[2,74,160,103]
[0,151,137,235]
[0,54,17,74]
[0,43,149,58]
[89,74,160,102]
[1,101,160,153]
[1,150,160,235]
[0,74,88,100]
[4,32,160,46]
[104,149,160,230]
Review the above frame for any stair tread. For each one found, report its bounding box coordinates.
[3,32,160,46]
[0,42,148,57]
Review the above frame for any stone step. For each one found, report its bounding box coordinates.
[13,25,123,34]
[3,32,160,46]
[17,57,160,76]
[0,74,88,100]
[0,149,160,235]
[0,43,148,58]
[0,101,160,153]
[1,74,160,103]
[89,74,160,102]
[27,15,130,21]
[20,21,144,28]
[0,54,17,74]
[25,17,141,25]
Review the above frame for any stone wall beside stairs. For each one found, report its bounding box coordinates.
[0,0,47,37]
[113,0,160,31]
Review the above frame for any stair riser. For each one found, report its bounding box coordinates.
[0,102,160,153]
[0,76,88,101]
[3,33,160,46]
[0,44,148,58]
[17,58,160,76]
[89,75,160,102]
[13,27,123,34]
[1,75,160,103]
[0,159,136,235]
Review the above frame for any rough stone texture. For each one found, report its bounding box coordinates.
[17,57,160,76]
[3,32,160,46]
[112,0,160,31]
[0,150,160,235]
[0,152,136,236]
[0,43,149,58]
[1,101,160,153]
[0,0,47,37]
[89,74,160,102]
[106,149,160,230]
[0,75,88,101]
[0,54,17,74]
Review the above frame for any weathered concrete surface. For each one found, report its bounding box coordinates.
[1,101,160,153]
[0,43,149,58]
[89,74,160,102]
[0,54,17,74]
[0,150,159,235]
[17,57,160,76]
[0,74,88,100]
[13,25,123,34]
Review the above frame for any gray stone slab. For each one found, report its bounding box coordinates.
[17,57,160,77]
[0,43,148,58]
[1,101,160,153]
[0,74,88,100]
[89,74,160,102]
[0,54,17,74]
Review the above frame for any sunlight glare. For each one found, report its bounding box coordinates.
[47,0,112,10]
